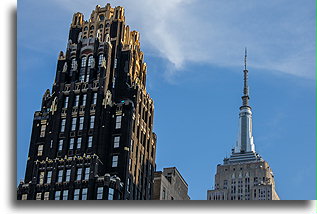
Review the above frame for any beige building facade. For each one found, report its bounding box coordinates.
[152,167,190,200]
[207,160,279,200]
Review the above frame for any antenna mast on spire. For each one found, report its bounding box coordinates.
[242,48,249,107]
[244,47,247,70]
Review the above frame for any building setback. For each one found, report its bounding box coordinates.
[152,167,190,200]
[207,50,279,200]
[17,3,157,200]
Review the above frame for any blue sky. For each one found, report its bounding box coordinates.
[17,0,315,200]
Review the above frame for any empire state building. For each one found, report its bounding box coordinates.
[207,50,279,200]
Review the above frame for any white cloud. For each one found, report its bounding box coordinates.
[52,0,315,79]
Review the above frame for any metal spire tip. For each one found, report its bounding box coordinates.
[244,47,247,70]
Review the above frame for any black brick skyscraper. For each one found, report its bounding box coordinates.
[17,3,157,200]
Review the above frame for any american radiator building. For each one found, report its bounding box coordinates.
[207,52,279,200]
[17,3,157,200]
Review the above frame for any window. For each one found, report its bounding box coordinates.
[88,136,93,148]
[224,180,228,189]
[64,97,69,108]
[21,194,27,200]
[98,54,104,66]
[112,155,118,167]
[36,192,42,200]
[55,191,61,200]
[79,71,85,82]
[254,177,258,184]
[37,145,44,156]
[44,192,49,200]
[79,117,84,130]
[40,125,46,137]
[162,188,166,200]
[115,116,122,129]
[66,169,71,182]
[88,55,93,67]
[69,138,74,150]
[149,164,152,176]
[84,167,90,180]
[99,15,104,21]
[97,187,103,200]
[71,117,77,131]
[90,25,94,30]
[86,73,90,82]
[58,140,64,151]
[138,170,142,185]
[47,171,52,184]
[90,116,95,129]
[127,178,131,192]
[108,188,114,200]
[99,24,103,29]
[62,190,68,200]
[74,189,80,200]
[82,188,88,200]
[58,170,63,182]
[92,93,97,105]
[39,171,44,185]
[84,26,88,31]
[76,168,82,180]
[147,182,151,194]
[82,94,87,106]
[71,58,76,69]
[114,136,120,148]
[114,58,117,68]
[151,145,154,158]
[77,137,82,149]
[81,56,87,67]
[74,95,80,106]
[141,152,145,163]
[129,158,132,171]
[60,119,66,132]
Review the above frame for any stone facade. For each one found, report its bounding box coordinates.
[207,161,279,200]
[152,167,190,200]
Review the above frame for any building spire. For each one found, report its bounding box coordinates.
[233,49,256,154]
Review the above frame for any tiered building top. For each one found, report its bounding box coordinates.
[65,3,148,90]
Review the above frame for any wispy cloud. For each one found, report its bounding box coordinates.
[51,0,315,79]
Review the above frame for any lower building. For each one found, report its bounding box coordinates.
[152,167,190,200]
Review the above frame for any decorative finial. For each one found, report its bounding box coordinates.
[244,47,247,70]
